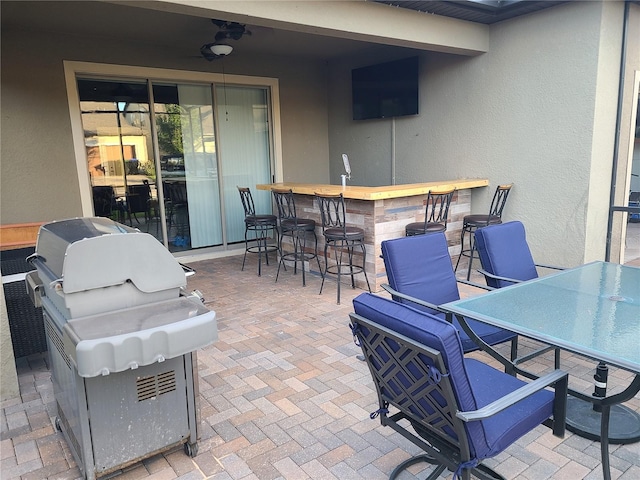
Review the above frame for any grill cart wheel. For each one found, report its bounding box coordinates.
[184,442,198,457]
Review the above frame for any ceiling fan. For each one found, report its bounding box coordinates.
[200,19,251,61]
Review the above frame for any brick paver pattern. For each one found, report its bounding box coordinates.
[2,254,639,479]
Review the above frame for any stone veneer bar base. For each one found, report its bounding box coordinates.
[259,184,481,292]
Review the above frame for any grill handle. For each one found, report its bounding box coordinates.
[180,263,196,277]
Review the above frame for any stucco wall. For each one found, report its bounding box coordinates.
[327,1,627,267]
[0,28,331,225]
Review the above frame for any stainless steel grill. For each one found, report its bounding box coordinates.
[26,217,217,480]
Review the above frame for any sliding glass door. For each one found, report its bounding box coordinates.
[77,77,274,253]
[154,83,222,250]
[217,85,272,243]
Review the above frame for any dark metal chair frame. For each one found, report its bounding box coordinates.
[125,181,152,227]
[315,192,371,304]
[455,184,512,280]
[238,186,279,276]
[405,188,456,236]
[164,181,190,244]
[92,185,120,221]
[349,301,568,480]
[272,188,321,286]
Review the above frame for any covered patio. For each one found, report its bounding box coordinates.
[2,254,639,480]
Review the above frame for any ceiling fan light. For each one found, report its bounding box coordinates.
[210,44,233,56]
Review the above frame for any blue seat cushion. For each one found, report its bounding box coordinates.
[353,293,554,461]
[474,221,538,288]
[452,315,517,354]
[465,358,553,459]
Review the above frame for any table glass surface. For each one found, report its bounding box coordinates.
[443,262,640,373]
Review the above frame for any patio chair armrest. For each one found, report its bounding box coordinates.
[381,284,442,312]
[535,263,565,271]
[456,278,494,291]
[477,269,521,285]
[456,369,568,422]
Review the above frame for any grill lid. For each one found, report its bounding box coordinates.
[31,217,186,294]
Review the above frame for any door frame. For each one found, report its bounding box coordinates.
[607,70,640,263]
[63,61,283,250]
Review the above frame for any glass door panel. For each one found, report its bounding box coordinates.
[77,76,274,255]
[217,85,272,243]
[154,83,222,251]
[78,79,158,234]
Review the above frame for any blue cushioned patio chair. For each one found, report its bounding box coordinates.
[474,220,564,368]
[474,220,564,289]
[381,233,518,361]
[351,293,568,480]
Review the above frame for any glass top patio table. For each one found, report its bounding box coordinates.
[442,261,640,373]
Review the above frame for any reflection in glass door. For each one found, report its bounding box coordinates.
[78,79,158,234]
[154,83,222,251]
[217,85,272,243]
[77,76,274,254]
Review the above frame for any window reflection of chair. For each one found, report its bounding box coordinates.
[165,181,189,247]
[125,182,152,226]
[92,186,119,220]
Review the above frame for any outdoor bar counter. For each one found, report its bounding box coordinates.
[257,178,488,291]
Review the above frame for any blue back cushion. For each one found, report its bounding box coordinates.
[474,221,538,289]
[382,233,460,315]
[352,293,489,453]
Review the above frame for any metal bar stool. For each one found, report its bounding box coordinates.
[405,188,456,236]
[238,186,279,276]
[272,188,321,286]
[454,183,513,280]
[315,192,371,304]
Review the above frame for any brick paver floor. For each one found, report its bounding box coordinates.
[1,253,639,479]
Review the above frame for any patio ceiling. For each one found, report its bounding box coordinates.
[1,1,571,62]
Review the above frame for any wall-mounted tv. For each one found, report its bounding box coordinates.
[352,56,419,121]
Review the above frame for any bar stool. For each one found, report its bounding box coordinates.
[454,183,513,280]
[272,188,321,286]
[315,192,371,304]
[237,186,279,276]
[405,188,456,236]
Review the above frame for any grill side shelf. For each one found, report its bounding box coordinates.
[62,297,217,378]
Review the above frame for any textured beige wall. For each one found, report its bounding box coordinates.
[327,1,631,267]
[1,0,636,267]
[0,28,331,225]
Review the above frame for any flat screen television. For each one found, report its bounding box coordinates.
[352,56,419,121]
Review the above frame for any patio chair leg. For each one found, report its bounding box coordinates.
[389,455,445,480]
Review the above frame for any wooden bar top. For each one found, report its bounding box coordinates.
[257,178,488,201]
